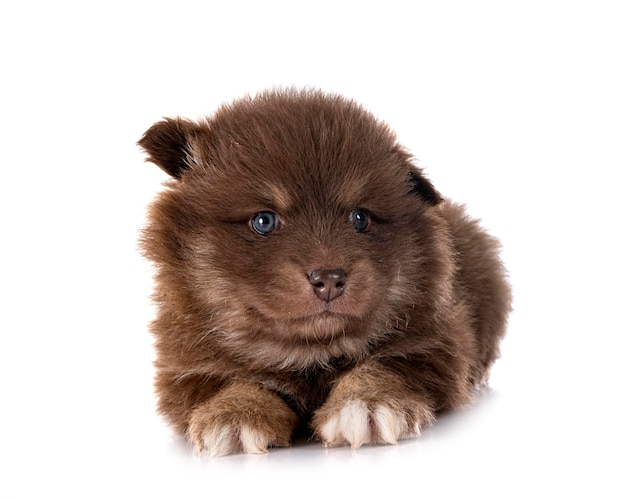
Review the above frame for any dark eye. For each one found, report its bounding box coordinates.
[349,208,370,232]
[250,212,280,235]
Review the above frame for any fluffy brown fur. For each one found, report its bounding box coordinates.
[138,89,511,456]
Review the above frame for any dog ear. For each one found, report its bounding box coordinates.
[408,170,443,205]
[138,118,204,178]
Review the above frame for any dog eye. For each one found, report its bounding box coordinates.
[349,208,370,232]
[250,212,280,235]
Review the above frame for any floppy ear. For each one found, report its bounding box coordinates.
[408,170,443,205]
[138,118,204,178]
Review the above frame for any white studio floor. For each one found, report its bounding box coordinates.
[2,2,625,497]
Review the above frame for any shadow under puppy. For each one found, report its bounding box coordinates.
[139,89,511,456]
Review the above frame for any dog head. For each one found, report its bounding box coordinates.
[140,90,450,369]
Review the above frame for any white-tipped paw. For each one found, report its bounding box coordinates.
[186,383,298,457]
[316,399,430,449]
[191,422,274,457]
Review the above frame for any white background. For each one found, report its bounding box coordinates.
[1,1,625,497]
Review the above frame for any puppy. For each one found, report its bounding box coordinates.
[139,89,511,456]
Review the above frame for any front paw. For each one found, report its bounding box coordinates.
[187,382,298,457]
[311,364,435,449]
[313,397,434,449]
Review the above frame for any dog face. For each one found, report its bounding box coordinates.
[140,90,449,369]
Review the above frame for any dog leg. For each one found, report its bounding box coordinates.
[187,381,298,456]
[312,361,436,449]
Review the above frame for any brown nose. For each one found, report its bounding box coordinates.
[309,269,347,302]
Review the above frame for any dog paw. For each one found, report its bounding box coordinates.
[189,419,276,456]
[187,383,298,457]
[311,361,436,449]
[313,398,433,449]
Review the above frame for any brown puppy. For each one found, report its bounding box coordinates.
[139,89,511,456]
